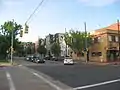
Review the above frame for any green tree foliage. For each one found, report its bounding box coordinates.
[25,42,35,55]
[16,42,25,56]
[51,42,61,57]
[0,20,23,58]
[37,38,47,55]
[64,30,92,54]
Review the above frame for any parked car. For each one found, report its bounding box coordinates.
[64,56,74,65]
[57,56,64,61]
[29,55,34,62]
[33,56,45,63]
[44,56,52,60]
[51,56,56,61]
[52,56,64,61]
[25,55,31,61]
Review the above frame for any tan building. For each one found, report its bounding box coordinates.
[89,23,120,62]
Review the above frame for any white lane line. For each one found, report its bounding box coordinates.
[6,72,16,90]
[73,79,120,90]
[33,72,63,90]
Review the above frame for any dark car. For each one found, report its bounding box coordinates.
[51,56,56,61]
[33,57,45,63]
[27,55,34,62]
[58,56,64,61]
[25,55,31,61]
[52,56,64,61]
[44,56,52,60]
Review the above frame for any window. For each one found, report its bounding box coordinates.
[92,52,96,56]
[97,52,102,56]
[118,36,120,42]
[98,37,101,42]
[94,37,98,43]
[115,36,119,42]
[111,35,115,42]
[91,52,102,56]
[108,36,112,41]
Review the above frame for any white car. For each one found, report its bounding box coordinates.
[64,57,74,65]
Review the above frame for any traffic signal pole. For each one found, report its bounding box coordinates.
[11,19,14,65]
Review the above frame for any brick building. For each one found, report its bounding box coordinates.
[89,23,120,62]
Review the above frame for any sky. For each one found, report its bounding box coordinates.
[0,0,120,42]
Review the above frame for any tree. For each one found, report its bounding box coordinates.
[37,38,47,55]
[0,35,9,59]
[64,30,92,54]
[25,42,35,55]
[51,42,61,57]
[0,20,23,58]
[16,42,25,56]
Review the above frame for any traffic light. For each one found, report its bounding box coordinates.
[24,23,29,33]
[20,30,23,37]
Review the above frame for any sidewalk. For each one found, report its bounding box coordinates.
[75,60,120,66]
[6,66,57,90]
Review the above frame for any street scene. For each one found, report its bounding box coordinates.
[0,0,120,90]
[0,58,120,90]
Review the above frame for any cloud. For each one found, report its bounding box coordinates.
[78,0,118,7]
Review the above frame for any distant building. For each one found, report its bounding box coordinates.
[45,33,70,56]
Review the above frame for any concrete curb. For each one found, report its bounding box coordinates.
[81,62,110,66]
[81,62,120,66]
[0,62,19,67]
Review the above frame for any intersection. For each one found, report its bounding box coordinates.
[0,59,120,90]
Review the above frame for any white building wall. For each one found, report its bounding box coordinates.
[58,33,70,56]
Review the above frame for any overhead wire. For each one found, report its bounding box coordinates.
[25,0,45,24]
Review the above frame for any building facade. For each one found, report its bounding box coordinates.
[89,23,120,62]
[45,33,70,57]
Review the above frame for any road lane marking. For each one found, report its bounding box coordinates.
[6,72,16,90]
[33,72,63,90]
[73,79,120,90]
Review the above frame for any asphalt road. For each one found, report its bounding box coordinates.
[28,62,120,90]
[79,82,120,90]
[14,57,63,66]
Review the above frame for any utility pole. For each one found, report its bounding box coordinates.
[84,22,88,63]
[117,19,120,61]
[65,28,67,57]
[11,19,14,65]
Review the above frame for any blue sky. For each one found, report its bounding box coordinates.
[0,0,120,42]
